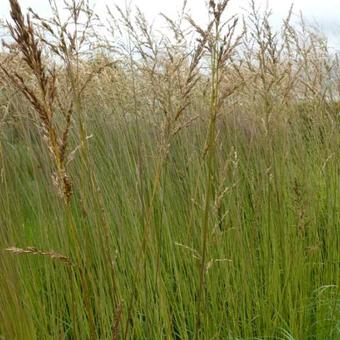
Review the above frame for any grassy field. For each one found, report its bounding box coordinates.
[0,0,339,339]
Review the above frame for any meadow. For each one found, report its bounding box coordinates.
[0,0,339,338]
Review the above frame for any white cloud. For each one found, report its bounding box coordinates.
[1,0,339,46]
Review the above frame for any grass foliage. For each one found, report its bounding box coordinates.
[0,0,339,339]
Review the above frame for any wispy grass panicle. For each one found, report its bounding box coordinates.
[1,0,73,202]
[5,246,73,266]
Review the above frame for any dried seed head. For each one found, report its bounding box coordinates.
[5,246,73,266]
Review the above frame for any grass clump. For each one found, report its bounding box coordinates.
[0,0,339,339]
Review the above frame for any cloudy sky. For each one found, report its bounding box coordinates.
[1,0,340,47]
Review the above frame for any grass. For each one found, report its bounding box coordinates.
[0,0,339,339]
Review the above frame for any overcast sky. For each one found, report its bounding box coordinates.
[1,0,340,47]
